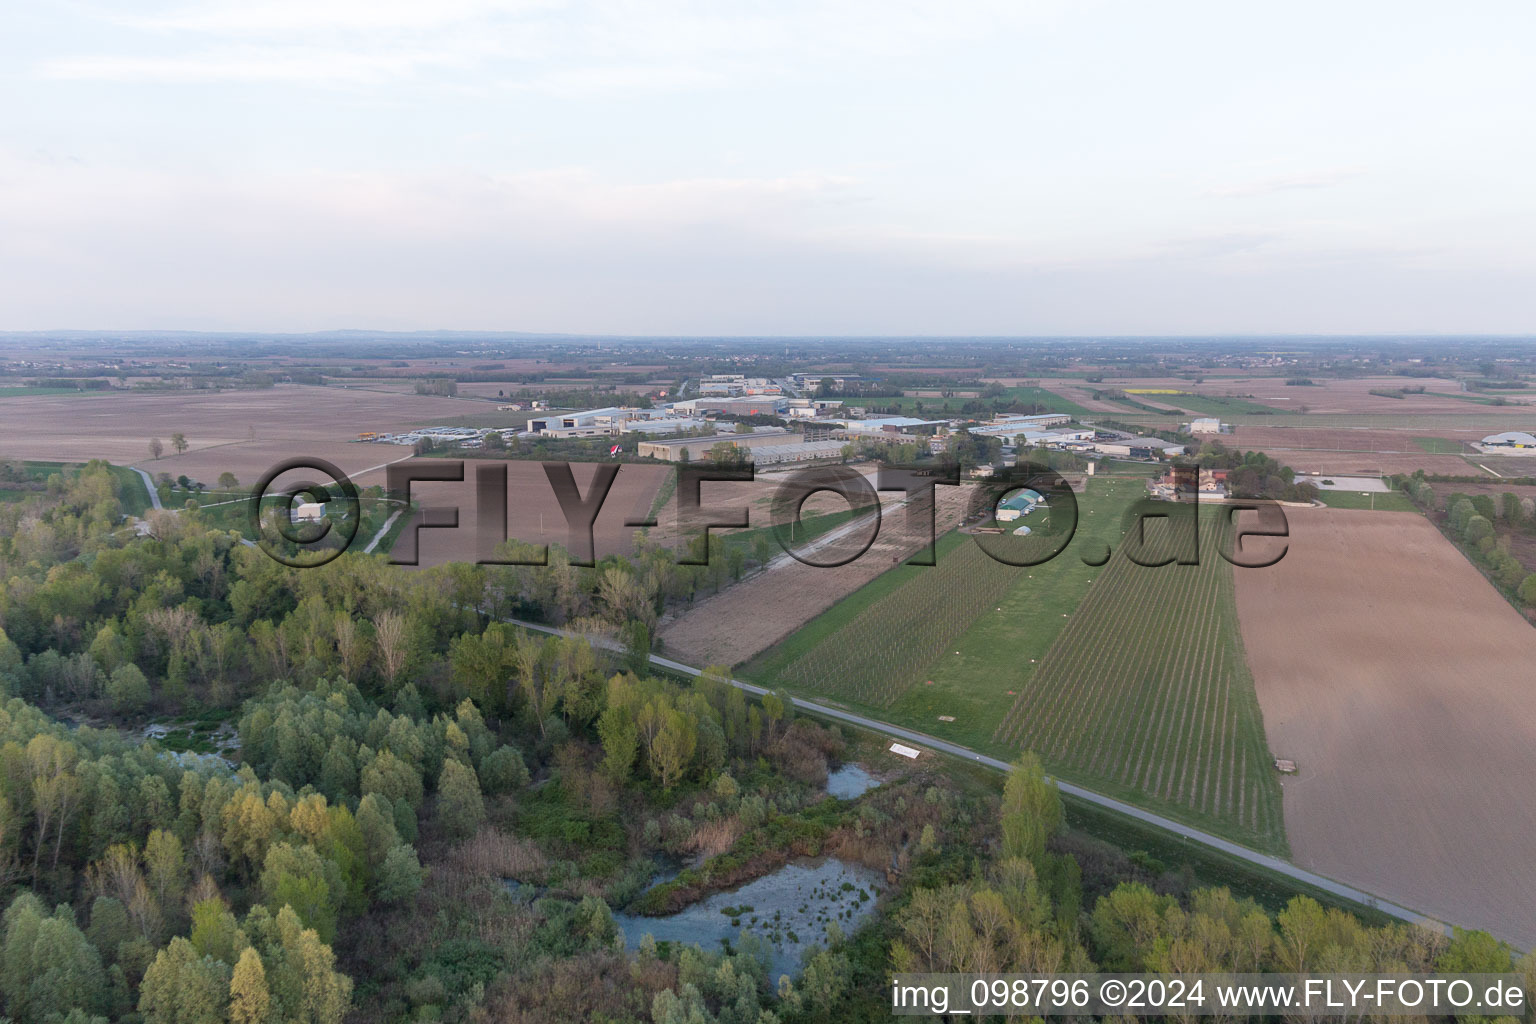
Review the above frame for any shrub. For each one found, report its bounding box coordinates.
[1464,515,1494,546]
[479,746,529,795]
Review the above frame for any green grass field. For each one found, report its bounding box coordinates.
[1003,386,1092,415]
[744,478,1285,851]
[1315,489,1418,512]
[1152,393,1281,417]
[1413,436,1465,454]
[875,387,1091,418]
[1421,390,1526,407]
[0,386,95,398]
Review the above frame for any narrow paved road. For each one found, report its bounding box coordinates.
[502,615,1451,938]
[363,509,404,553]
[130,466,163,511]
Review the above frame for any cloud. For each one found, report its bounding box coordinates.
[36,0,1055,92]
[7,153,1528,336]
[41,47,467,85]
[1203,168,1363,199]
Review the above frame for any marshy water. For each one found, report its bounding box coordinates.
[613,857,884,980]
[824,763,879,799]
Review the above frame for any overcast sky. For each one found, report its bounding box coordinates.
[4,1,1535,335]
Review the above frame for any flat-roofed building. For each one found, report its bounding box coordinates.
[637,428,795,462]
[1093,437,1187,458]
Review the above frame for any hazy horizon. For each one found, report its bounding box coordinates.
[5,1,1534,334]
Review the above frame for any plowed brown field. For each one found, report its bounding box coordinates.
[1235,508,1536,946]
[656,481,973,668]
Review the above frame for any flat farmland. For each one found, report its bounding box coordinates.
[992,504,1284,851]
[1222,424,1487,476]
[743,478,1283,848]
[742,477,1135,721]
[657,475,973,667]
[1035,378,1136,412]
[0,384,667,564]
[1235,508,1536,945]
[1238,376,1506,414]
[0,384,491,470]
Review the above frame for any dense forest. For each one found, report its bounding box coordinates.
[0,461,1530,1023]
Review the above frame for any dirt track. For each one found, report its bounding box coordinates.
[656,482,973,668]
[1234,507,1536,946]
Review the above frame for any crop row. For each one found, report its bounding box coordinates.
[994,514,1285,850]
[774,539,1021,707]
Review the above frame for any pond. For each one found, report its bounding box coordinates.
[824,763,880,800]
[614,857,884,981]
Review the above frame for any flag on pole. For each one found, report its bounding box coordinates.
[609,444,622,456]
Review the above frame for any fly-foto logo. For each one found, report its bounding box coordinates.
[249,459,1289,570]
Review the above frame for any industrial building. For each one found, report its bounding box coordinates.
[669,397,788,417]
[995,488,1044,522]
[988,413,1072,430]
[1480,431,1536,448]
[977,425,1094,444]
[837,415,949,434]
[789,372,868,391]
[526,406,685,437]
[623,418,712,435]
[1092,437,1187,458]
[636,428,795,462]
[698,374,783,397]
[1189,417,1224,434]
[785,398,844,418]
[747,440,848,465]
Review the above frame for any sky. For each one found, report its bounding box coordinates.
[3,0,1535,335]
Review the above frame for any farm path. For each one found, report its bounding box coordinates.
[130,466,162,510]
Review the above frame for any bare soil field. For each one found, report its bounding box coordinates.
[147,441,419,492]
[1235,508,1536,946]
[656,481,973,668]
[1028,374,1531,418]
[1035,379,1134,412]
[1240,376,1530,415]
[1223,425,1482,476]
[0,385,490,466]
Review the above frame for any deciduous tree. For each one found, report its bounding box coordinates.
[435,759,485,840]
